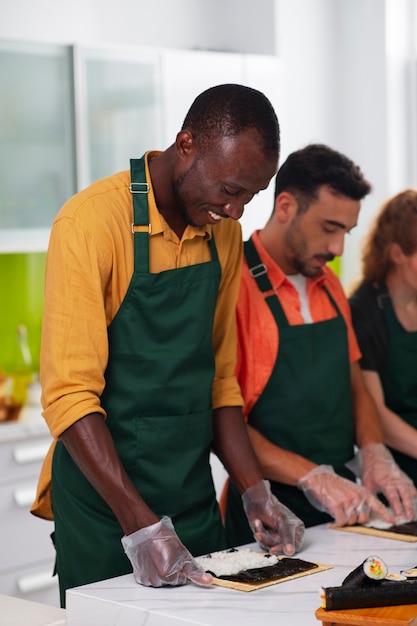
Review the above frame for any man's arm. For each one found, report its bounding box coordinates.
[60,412,158,534]
[212,406,304,554]
[247,423,317,485]
[61,412,212,587]
[241,407,391,526]
[211,406,263,493]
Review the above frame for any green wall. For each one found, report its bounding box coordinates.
[0,252,45,375]
[327,256,341,277]
[0,251,342,378]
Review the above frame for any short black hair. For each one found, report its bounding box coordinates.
[181,83,280,159]
[274,143,371,210]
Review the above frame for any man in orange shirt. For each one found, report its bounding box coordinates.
[32,84,304,606]
[224,144,417,545]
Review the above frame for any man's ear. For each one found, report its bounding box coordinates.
[175,130,195,160]
[274,191,298,223]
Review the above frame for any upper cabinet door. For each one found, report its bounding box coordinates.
[73,45,163,191]
[0,40,76,252]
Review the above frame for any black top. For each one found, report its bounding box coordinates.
[349,280,389,373]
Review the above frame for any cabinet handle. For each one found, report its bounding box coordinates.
[13,439,50,464]
[17,568,56,593]
[14,484,37,507]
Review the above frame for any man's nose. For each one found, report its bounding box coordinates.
[222,202,245,221]
[328,233,345,257]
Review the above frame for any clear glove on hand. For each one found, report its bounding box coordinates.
[121,516,213,587]
[359,443,417,522]
[242,479,305,556]
[298,464,393,526]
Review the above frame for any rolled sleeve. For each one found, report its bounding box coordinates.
[211,220,244,410]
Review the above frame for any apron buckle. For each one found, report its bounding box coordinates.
[249,263,267,278]
[129,182,150,194]
[131,223,152,234]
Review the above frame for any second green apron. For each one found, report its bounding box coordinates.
[52,157,227,605]
[225,237,355,544]
[379,289,417,482]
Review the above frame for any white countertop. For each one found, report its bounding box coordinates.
[0,594,66,626]
[65,523,417,626]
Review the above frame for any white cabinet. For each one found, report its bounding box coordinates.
[73,44,163,190]
[0,40,76,253]
[0,421,59,607]
[0,40,284,253]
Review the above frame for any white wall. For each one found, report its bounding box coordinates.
[275,0,417,287]
[1,0,417,284]
[0,0,276,53]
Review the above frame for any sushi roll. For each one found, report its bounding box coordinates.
[342,555,387,586]
[401,567,417,578]
[385,572,407,581]
[322,581,417,611]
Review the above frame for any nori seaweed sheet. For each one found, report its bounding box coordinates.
[209,557,318,584]
[383,521,417,536]
[342,557,386,586]
[324,580,417,610]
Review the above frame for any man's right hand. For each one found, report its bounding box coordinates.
[122,516,213,587]
[298,464,394,526]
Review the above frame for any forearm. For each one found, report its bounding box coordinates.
[362,370,417,459]
[61,412,158,535]
[212,406,263,494]
[247,424,317,486]
[379,407,417,459]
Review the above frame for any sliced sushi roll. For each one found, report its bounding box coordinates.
[400,567,417,578]
[342,555,388,586]
[385,572,407,581]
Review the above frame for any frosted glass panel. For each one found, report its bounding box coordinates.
[0,41,75,231]
[77,47,162,187]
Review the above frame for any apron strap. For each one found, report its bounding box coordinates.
[322,284,342,317]
[244,237,342,326]
[130,157,150,272]
[130,157,219,270]
[244,237,289,327]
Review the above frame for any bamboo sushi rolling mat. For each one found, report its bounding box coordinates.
[329,524,417,543]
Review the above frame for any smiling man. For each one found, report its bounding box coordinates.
[31,84,306,607]
[223,143,417,543]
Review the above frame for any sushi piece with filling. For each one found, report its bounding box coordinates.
[342,555,387,586]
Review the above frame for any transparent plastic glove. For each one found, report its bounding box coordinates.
[298,464,393,526]
[242,479,305,556]
[360,443,417,522]
[121,516,213,587]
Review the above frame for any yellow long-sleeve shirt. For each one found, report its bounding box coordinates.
[32,151,243,520]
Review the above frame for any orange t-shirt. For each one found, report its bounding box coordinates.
[236,231,361,420]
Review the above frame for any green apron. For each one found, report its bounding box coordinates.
[379,288,417,482]
[225,237,355,543]
[52,157,227,606]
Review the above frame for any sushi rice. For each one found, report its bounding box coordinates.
[195,549,279,577]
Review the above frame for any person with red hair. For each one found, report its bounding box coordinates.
[350,189,417,493]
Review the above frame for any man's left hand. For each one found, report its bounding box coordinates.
[242,479,305,555]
